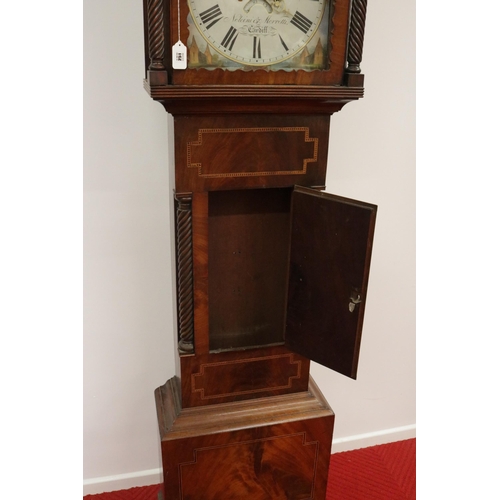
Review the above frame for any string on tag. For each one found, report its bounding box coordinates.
[172,0,187,69]
[177,0,181,41]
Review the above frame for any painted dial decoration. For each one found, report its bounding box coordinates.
[187,0,329,70]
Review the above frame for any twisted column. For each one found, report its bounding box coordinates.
[346,0,368,74]
[147,0,166,70]
[175,193,194,354]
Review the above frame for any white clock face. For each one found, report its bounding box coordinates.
[187,0,327,67]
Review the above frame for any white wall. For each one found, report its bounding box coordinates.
[84,0,177,491]
[318,0,415,449]
[83,0,415,494]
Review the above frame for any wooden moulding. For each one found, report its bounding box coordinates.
[155,376,182,436]
[155,375,333,440]
[145,84,364,101]
[146,84,362,115]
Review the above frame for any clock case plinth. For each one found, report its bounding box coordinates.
[142,1,373,498]
[155,375,334,500]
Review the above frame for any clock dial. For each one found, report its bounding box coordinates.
[187,0,328,69]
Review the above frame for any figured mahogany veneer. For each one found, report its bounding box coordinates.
[156,376,334,500]
[181,345,310,407]
[174,114,329,193]
[187,127,317,178]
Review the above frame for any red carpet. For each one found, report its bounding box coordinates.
[326,439,416,499]
[85,438,415,499]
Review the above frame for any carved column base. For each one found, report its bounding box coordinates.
[147,70,168,86]
[344,72,365,88]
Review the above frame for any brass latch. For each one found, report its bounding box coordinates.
[349,292,362,313]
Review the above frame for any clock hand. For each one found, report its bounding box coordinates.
[271,0,286,13]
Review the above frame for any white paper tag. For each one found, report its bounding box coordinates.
[172,41,187,70]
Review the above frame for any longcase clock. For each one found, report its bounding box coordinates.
[142,0,375,498]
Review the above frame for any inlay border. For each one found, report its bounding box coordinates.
[187,127,319,178]
[191,353,302,399]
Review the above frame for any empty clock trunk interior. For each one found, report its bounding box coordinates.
[208,187,292,352]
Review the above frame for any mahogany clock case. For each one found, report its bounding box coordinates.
[141,0,374,498]
[142,0,375,410]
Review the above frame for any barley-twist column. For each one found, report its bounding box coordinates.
[346,0,368,74]
[147,0,165,70]
[175,194,194,354]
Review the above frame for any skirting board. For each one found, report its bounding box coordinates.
[83,468,162,496]
[83,424,416,496]
[331,424,416,454]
